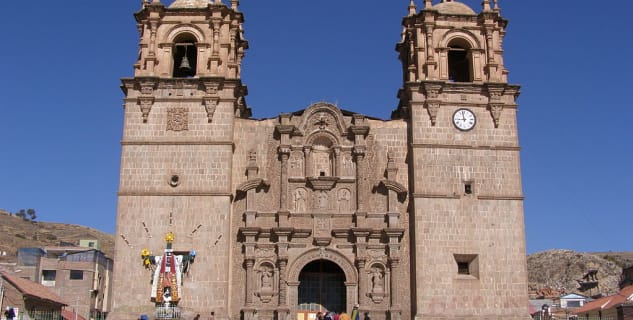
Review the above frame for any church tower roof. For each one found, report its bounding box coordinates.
[433,0,476,15]
[168,0,210,8]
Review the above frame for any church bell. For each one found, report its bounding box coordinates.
[179,46,191,70]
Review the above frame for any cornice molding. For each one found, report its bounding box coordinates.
[118,191,232,197]
[410,143,520,151]
[121,140,233,146]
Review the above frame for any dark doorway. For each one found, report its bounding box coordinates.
[297,259,346,314]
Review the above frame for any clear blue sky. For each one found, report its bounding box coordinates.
[1,1,631,254]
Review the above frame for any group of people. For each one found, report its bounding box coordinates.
[316,304,364,320]
[3,307,15,320]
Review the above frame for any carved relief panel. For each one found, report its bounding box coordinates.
[337,188,352,213]
[289,151,304,178]
[314,215,331,238]
[313,191,331,212]
[341,152,355,177]
[166,107,189,131]
[292,187,308,213]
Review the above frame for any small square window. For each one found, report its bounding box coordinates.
[457,262,470,275]
[70,270,84,280]
[454,254,479,279]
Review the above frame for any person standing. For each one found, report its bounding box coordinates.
[350,304,359,320]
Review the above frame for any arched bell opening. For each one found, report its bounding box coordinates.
[172,33,197,78]
[297,259,347,315]
[447,38,472,82]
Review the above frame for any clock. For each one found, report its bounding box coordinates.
[452,108,476,131]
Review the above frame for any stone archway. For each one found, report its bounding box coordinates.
[287,248,358,316]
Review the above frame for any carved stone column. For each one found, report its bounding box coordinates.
[245,258,255,306]
[333,147,341,177]
[146,18,159,73]
[304,147,312,177]
[356,258,367,306]
[389,258,400,309]
[385,228,404,312]
[279,146,290,212]
[354,229,370,306]
[353,146,367,226]
[350,115,369,228]
[278,259,288,305]
[275,228,291,308]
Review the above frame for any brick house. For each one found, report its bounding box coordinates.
[15,245,113,320]
[0,271,67,319]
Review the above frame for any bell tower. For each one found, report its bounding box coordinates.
[396,1,529,319]
[112,0,248,319]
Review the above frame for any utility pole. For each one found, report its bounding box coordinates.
[0,278,4,310]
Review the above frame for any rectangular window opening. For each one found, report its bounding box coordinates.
[42,270,56,281]
[464,182,473,195]
[70,270,84,280]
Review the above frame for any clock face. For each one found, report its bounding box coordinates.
[452,108,476,131]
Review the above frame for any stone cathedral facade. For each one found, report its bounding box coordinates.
[111,1,529,320]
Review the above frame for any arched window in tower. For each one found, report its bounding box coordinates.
[447,39,471,82]
[172,34,197,78]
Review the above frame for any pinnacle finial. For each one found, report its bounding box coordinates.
[408,0,417,16]
[231,0,239,10]
[493,0,500,12]
[424,0,432,9]
[482,0,491,11]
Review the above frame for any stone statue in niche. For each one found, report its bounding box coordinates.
[261,268,272,289]
[338,188,351,212]
[293,188,307,213]
[342,155,354,176]
[371,267,384,292]
[257,264,275,303]
[367,266,386,303]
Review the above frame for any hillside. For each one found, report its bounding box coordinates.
[0,209,114,261]
[527,249,633,298]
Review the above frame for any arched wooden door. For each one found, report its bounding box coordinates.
[296,260,346,320]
